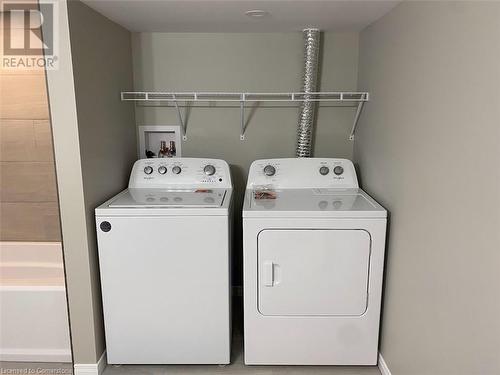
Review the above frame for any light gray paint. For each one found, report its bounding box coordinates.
[132,32,359,283]
[44,0,136,364]
[355,2,500,374]
[81,0,400,33]
[132,32,359,169]
[67,0,137,362]
[44,0,92,364]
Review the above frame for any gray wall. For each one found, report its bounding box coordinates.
[132,32,359,165]
[45,0,136,364]
[355,2,500,374]
[67,0,137,363]
[132,32,359,283]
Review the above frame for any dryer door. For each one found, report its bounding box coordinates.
[258,229,370,316]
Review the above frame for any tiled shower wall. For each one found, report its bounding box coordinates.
[0,67,61,241]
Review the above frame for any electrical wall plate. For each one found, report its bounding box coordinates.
[138,125,182,159]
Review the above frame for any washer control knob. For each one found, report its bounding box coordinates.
[158,166,167,174]
[334,166,344,175]
[144,166,153,175]
[263,165,276,176]
[172,166,181,175]
[204,165,216,176]
[319,166,330,175]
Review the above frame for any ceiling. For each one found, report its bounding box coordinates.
[80,0,401,33]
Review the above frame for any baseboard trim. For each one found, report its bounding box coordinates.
[378,352,392,375]
[74,350,107,375]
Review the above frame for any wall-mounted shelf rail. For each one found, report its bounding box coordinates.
[121,91,369,140]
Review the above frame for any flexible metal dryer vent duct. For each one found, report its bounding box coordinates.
[296,28,321,157]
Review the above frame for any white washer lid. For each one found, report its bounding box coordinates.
[108,188,227,208]
[243,188,386,218]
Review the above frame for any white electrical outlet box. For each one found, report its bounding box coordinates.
[138,125,182,159]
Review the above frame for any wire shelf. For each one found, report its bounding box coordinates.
[121,91,369,103]
[120,91,369,140]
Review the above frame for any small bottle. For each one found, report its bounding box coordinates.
[158,141,169,158]
[169,141,176,157]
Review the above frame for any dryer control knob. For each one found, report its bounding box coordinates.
[172,166,181,175]
[333,166,344,175]
[319,166,330,175]
[158,166,167,174]
[263,165,276,176]
[204,165,216,176]
[144,166,153,175]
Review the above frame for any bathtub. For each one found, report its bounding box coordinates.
[0,242,72,362]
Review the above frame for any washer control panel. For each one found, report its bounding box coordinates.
[247,158,358,189]
[129,158,231,188]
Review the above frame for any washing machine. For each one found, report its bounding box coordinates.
[95,158,232,364]
[243,158,386,365]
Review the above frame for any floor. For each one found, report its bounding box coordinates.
[1,346,380,375]
[0,336,380,375]
[103,333,380,374]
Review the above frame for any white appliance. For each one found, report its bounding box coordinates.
[243,158,386,365]
[95,158,232,364]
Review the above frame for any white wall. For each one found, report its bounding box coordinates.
[355,2,500,374]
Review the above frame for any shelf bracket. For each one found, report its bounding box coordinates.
[349,93,367,141]
[172,94,187,141]
[240,94,245,140]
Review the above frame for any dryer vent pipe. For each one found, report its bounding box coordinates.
[296,28,321,158]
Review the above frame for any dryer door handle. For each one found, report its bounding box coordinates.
[263,261,274,287]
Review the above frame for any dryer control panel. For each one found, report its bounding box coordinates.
[129,158,232,189]
[247,158,358,189]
